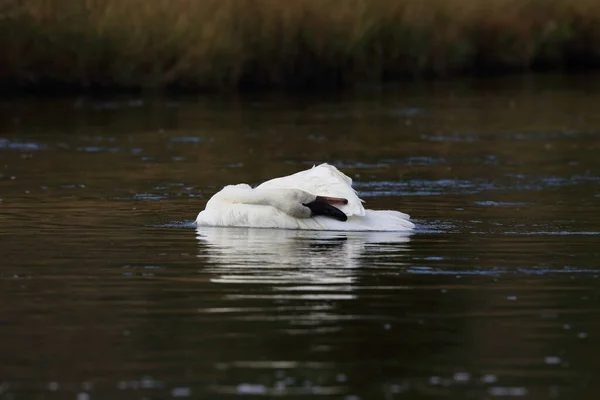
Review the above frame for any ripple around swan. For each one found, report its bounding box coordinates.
[406,267,600,276]
[170,136,205,143]
[0,138,45,151]
[352,174,600,197]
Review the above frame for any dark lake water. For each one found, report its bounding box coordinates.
[1,74,600,399]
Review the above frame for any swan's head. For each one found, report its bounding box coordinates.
[280,189,348,221]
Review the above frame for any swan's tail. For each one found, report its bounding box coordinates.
[351,210,415,231]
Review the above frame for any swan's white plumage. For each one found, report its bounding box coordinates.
[256,163,365,217]
[196,163,414,231]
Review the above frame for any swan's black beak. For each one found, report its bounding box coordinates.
[303,196,348,222]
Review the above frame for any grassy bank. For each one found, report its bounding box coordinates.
[1,0,600,92]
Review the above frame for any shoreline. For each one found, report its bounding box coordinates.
[2,0,599,94]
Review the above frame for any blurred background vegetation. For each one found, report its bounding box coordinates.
[1,0,599,92]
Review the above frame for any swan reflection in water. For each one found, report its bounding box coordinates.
[195,227,413,293]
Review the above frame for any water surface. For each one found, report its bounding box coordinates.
[1,74,600,399]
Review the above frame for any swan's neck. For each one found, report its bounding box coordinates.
[234,188,283,207]
[215,186,311,219]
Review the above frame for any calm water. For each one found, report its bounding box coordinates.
[1,74,600,399]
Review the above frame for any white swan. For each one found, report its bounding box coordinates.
[195,163,414,231]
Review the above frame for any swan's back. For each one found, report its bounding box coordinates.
[256,163,366,217]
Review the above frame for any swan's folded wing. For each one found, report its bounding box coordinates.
[256,163,366,216]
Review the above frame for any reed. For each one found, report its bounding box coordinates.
[1,0,599,92]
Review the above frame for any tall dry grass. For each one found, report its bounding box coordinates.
[1,0,599,91]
